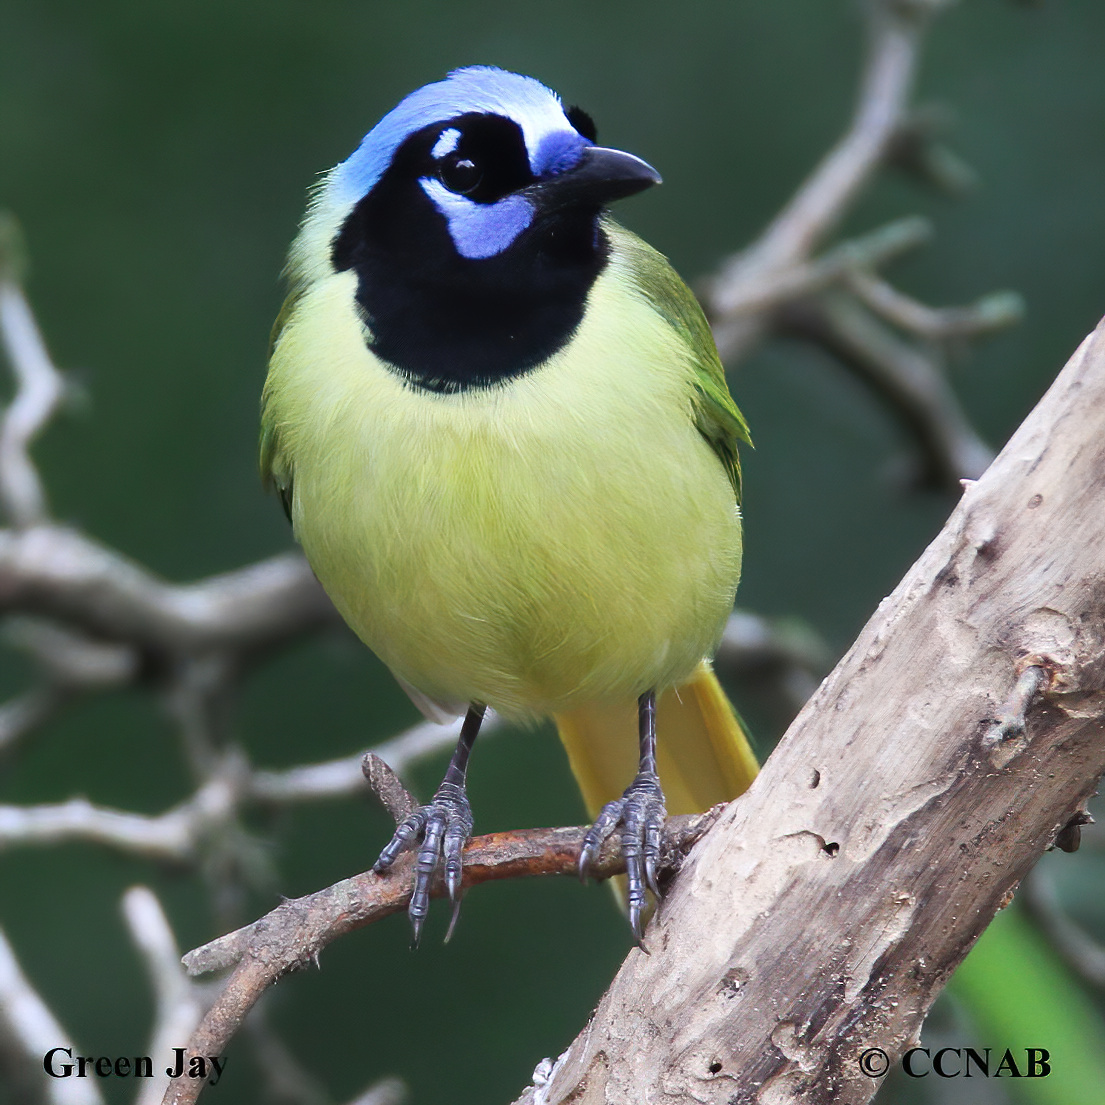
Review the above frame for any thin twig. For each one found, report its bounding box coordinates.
[718,610,831,677]
[984,664,1048,747]
[0,279,66,527]
[0,620,138,754]
[727,6,929,281]
[716,610,832,714]
[165,813,721,1105]
[249,713,502,805]
[361,753,418,822]
[342,1078,407,1105]
[242,1003,332,1105]
[122,887,207,1105]
[844,268,1023,342]
[702,216,931,324]
[163,654,239,781]
[697,0,1016,502]
[779,291,995,486]
[886,102,979,195]
[708,1,941,361]
[0,927,104,1105]
[0,685,63,755]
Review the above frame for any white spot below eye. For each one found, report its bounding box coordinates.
[432,127,461,159]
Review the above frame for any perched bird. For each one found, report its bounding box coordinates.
[261,66,758,943]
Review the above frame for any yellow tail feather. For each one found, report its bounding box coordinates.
[553,660,759,822]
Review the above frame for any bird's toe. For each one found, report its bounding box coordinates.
[373,782,473,946]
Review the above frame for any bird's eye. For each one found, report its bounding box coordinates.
[439,157,483,195]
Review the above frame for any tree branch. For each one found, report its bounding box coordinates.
[707,0,946,360]
[0,7,1057,1100]
[0,229,67,528]
[0,927,104,1105]
[0,526,336,658]
[511,320,1105,1103]
[778,291,996,485]
[122,887,208,1105]
[164,813,719,1105]
[694,0,1012,493]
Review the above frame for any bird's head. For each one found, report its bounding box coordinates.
[300,67,661,392]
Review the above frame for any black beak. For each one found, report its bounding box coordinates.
[526,146,662,209]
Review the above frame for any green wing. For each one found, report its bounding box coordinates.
[259,286,303,524]
[611,221,751,502]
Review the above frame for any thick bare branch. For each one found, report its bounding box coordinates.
[0,525,337,656]
[0,771,242,861]
[514,320,1105,1104]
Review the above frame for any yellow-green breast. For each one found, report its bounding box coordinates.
[263,225,742,720]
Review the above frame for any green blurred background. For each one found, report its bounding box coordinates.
[2,1,1105,1102]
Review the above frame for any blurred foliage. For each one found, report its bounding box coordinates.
[2,1,1105,1103]
[952,902,1105,1105]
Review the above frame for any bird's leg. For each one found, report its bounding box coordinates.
[374,703,485,946]
[579,689,666,941]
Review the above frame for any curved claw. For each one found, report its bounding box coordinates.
[444,892,463,944]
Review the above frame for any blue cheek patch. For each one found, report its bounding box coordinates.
[421,178,534,260]
[532,130,587,177]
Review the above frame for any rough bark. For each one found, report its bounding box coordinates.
[518,322,1105,1104]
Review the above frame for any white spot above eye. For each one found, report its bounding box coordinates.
[432,127,461,159]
